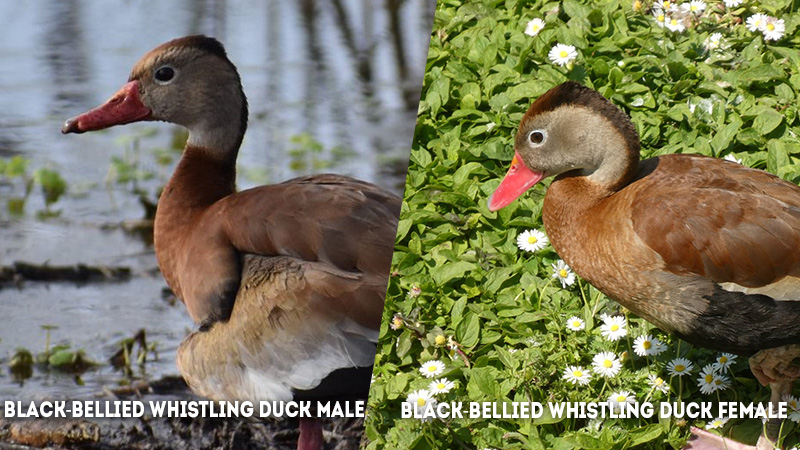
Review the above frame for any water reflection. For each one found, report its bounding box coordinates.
[0,0,433,399]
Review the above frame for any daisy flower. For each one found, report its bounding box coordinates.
[563,365,592,385]
[712,374,731,391]
[697,364,717,394]
[516,229,548,252]
[406,389,436,419]
[633,334,667,356]
[565,316,585,331]
[656,0,677,11]
[525,18,546,37]
[408,285,421,297]
[665,16,686,32]
[428,378,455,395]
[723,0,742,7]
[705,32,723,50]
[667,357,694,376]
[648,374,670,394]
[762,16,785,41]
[552,260,576,288]
[600,315,627,341]
[420,360,445,378]
[592,351,622,378]
[653,9,667,27]
[608,390,636,412]
[723,154,742,164]
[746,13,768,32]
[706,417,729,429]
[713,353,738,371]
[548,43,578,67]
[390,313,404,330]
[685,0,706,14]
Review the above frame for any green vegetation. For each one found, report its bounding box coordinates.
[367,0,800,448]
[0,156,66,217]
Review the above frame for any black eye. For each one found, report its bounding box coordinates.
[154,66,175,83]
[529,130,546,145]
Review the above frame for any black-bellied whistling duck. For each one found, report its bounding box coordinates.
[62,35,399,450]
[488,82,800,448]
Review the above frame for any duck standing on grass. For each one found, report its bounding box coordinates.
[489,81,800,450]
[63,35,400,450]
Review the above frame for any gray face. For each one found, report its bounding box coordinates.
[514,104,632,185]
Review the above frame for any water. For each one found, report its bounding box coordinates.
[0,0,432,400]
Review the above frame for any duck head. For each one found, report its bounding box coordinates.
[487,81,641,211]
[62,35,248,157]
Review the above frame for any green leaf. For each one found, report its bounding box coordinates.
[456,311,480,348]
[753,108,783,135]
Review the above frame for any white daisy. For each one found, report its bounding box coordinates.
[633,334,667,356]
[762,16,785,41]
[525,18,546,37]
[592,351,622,378]
[408,285,421,298]
[712,374,731,391]
[666,357,694,376]
[723,154,742,164]
[790,408,800,423]
[686,0,706,14]
[706,417,729,429]
[712,353,738,371]
[653,9,667,27]
[420,360,446,378]
[746,13,769,32]
[648,374,670,394]
[697,364,717,394]
[428,378,455,395]
[552,260,576,288]
[608,390,636,412]
[405,389,437,419]
[600,315,628,341]
[516,229,548,252]
[565,316,585,331]
[706,32,723,50]
[665,16,686,32]
[390,313,404,330]
[548,43,578,67]
[563,365,592,385]
[656,0,677,11]
[723,0,741,7]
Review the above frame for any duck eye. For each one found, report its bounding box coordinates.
[528,130,546,145]
[154,66,176,84]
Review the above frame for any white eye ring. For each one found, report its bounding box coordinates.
[153,65,177,85]
[528,129,547,146]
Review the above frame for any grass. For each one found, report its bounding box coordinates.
[366,0,800,448]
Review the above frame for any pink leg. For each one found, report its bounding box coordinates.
[297,418,324,450]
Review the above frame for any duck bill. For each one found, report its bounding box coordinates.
[487,153,544,211]
[61,81,151,134]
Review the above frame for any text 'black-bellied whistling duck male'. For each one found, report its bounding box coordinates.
[62,35,400,450]
[488,82,800,448]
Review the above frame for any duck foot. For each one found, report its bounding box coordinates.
[298,418,324,450]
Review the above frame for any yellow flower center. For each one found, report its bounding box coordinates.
[767,23,775,31]
[657,14,665,22]
[417,398,426,407]
[705,374,713,383]
[633,0,642,10]
[435,335,446,345]
[559,50,568,58]
[690,5,698,11]
[572,321,581,327]
[654,377,664,385]
[533,25,540,31]
[670,18,678,26]
[643,341,652,349]
[719,356,727,363]
[393,318,403,328]
[610,325,619,332]
[664,1,671,7]
[427,366,437,372]
[616,396,626,402]
[528,236,538,244]
[437,383,445,389]
[603,360,613,368]
[674,364,685,372]
[573,370,583,377]
[559,269,568,277]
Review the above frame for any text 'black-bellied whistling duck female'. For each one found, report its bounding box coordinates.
[62,35,400,450]
[488,82,800,447]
